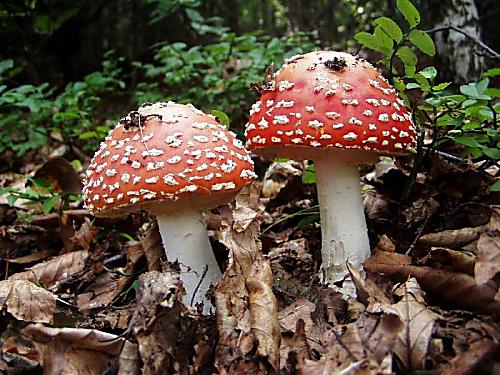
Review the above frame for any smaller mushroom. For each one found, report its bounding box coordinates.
[83,102,257,311]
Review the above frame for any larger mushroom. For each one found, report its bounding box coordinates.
[83,102,256,310]
[246,51,416,295]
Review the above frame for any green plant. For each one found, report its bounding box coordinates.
[0,53,125,156]
[133,31,320,131]
[0,178,81,215]
[354,0,499,189]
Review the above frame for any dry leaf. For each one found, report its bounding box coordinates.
[441,339,498,375]
[215,184,281,373]
[391,278,439,372]
[0,280,57,323]
[364,251,500,314]
[418,226,483,248]
[300,313,403,374]
[262,160,302,198]
[426,247,476,274]
[10,250,88,291]
[117,340,140,375]
[22,324,123,375]
[71,217,97,250]
[128,271,214,375]
[475,207,500,285]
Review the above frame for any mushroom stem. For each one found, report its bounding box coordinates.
[314,157,371,297]
[155,206,221,311]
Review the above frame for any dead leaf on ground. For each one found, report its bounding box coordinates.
[364,250,500,314]
[391,278,439,372]
[215,183,281,373]
[424,247,475,274]
[0,280,57,323]
[262,160,302,198]
[418,226,484,248]
[10,250,88,291]
[441,338,499,375]
[125,270,215,375]
[22,324,124,375]
[300,313,403,374]
[475,207,500,285]
[71,217,97,251]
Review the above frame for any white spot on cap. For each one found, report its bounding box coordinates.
[366,137,378,143]
[276,100,294,108]
[131,161,141,169]
[320,134,332,139]
[163,175,178,186]
[240,169,257,179]
[365,98,380,107]
[378,114,389,122]
[271,137,282,143]
[343,132,358,141]
[342,99,359,105]
[325,111,341,119]
[279,80,295,91]
[304,105,315,112]
[348,117,363,126]
[142,148,164,157]
[257,118,269,129]
[291,138,303,144]
[273,115,289,125]
[343,83,353,91]
[332,123,344,129]
[145,176,159,184]
[308,120,324,129]
[193,135,209,143]
[310,141,322,147]
[105,169,117,177]
[167,156,181,164]
[363,109,373,117]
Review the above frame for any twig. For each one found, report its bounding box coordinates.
[427,25,500,60]
[190,265,208,306]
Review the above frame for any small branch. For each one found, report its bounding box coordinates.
[427,25,500,60]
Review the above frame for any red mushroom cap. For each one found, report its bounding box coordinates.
[83,102,256,216]
[245,51,417,159]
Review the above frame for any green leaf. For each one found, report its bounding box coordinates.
[419,66,437,79]
[485,88,500,98]
[374,26,394,53]
[452,135,481,148]
[211,109,230,129]
[42,195,60,214]
[484,68,500,77]
[406,82,420,90]
[0,59,14,75]
[396,46,417,67]
[296,214,320,229]
[6,194,18,207]
[408,30,435,55]
[432,82,451,91]
[355,32,385,53]
[302,164,316,184]
[490,180,500,192]
[375,17,403,42]
[483,147,500,160]
[396,0,420,28]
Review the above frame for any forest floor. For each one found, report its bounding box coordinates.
[0,139,498,374]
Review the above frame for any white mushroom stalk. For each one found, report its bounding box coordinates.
[155,207,221,310]
[314,157,370,296]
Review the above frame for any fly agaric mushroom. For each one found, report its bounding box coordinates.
[246,51,416,296]
[83,102,257,310]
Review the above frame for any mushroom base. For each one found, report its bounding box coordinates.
[314,157,371,297]
[155,206,222,313]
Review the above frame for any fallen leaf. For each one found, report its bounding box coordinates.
[300,313,403,374]
[22,324,124,375]
[33,157,82,194]
[475,207,500,285]
[391,278,439,372]
[10,250,88,291]
[71,217,97,251]
[364,251,500,314]
[425,247,475,274]
[0,280,57,323]
[262,160,302,198]
[441,339,499,375]
[418,226,483,248]
[117,340,140,375]
[128,270,214,375]
[215,183,281,373]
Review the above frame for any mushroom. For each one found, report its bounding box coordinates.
[245,51,416,296]
[82,102,257,311]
